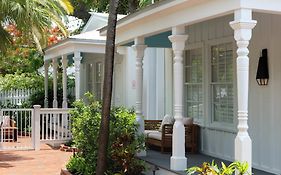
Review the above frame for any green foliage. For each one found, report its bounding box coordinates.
[186,161,249,175]
[0,73,44,91]
[24,78,75,108]
[0,48,43,75]
[139,0,161,8]
[66,156,92,175]
[70,0,164,23]
[0,0,73,52]
[67,93,146,175]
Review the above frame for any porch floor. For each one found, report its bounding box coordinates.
[141,149,275,175]
[0,144,72,175]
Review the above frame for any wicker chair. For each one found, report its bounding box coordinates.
[144,120,199,153]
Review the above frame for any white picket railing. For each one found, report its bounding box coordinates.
[0,108,33,150]
[0,106,72,151]
[33,106,72,150]
[0,89,34,106]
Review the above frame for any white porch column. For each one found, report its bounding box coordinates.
[44,61,49,108]
[132,37,147,157]
[73,51,82,100]
[52,58,58,108]
[62,55,68,108]
[230,9,256,173]
[169,26,188,171]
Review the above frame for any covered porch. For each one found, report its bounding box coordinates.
[100,0,281,174]
[43,30,125,108]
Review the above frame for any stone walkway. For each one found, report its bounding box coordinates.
[0,144,72,175]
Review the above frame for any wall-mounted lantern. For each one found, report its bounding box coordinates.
[256,49,269,86]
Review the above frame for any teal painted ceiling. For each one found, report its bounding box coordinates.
[122,31,172,48]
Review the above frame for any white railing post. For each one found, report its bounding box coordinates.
[33,105,41,151]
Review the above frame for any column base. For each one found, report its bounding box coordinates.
[137,150,146,157]
[235,134,252,173]
[170,156,187,171]
[53,100,58,108]
[62,101,68,108]
[44,99,48,108]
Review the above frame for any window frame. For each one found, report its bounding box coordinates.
[206,37,237,132]
[184,43,204,125]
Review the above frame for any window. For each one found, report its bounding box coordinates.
[211,43,234,123]
[185,48,203,120]
[95,62,103,101]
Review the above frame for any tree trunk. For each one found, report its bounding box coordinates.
[96,0,119,174]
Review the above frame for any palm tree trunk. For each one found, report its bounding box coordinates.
[96,0,119,174]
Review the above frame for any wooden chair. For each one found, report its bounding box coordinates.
[144,120,199,153]
[0,116,18,142]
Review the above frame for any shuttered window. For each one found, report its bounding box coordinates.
[95,62,103,101]
[185,48,203,120]
[211,43,234,123]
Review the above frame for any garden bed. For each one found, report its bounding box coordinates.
[59,144,79,152]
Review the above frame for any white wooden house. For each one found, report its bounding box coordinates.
[44,1,281,174]
[100,0,281,174]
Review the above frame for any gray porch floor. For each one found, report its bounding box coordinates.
[140,149,275,175]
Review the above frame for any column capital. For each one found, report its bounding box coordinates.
[73,51,82,62]
[168,35,188,51]
[229,9,257,41]
[73,56,82,62]
[132,45,147,58]
[52,58,58,67]
[61,56,68,67]
[116,46,127,55]
[44,61,50,68]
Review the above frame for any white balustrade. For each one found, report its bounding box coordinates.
[0,89,34,106]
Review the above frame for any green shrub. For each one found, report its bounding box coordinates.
[67,93,146,175]
[186,161,249,175]
[66,156,92,175]
[24,85,75,108]
[0,72,44,90]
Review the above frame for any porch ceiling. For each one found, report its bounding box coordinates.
[123,31,172,48]
[100,0,281,46]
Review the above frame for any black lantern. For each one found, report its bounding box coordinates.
[256,49,269,86]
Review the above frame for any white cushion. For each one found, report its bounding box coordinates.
[144,130,159,137]
[159,114,174,132]
[2,116,10,127]
[182,117,193,125]
[148,132,162,140]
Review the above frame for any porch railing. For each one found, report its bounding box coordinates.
[0,106,72,151]
[0,89,34,106]
[33,105,72,150]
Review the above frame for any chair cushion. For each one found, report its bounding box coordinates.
[182,117,193,125]
[159,115,174,132]
[144,130,159,137]
[148,132,162,140]
[2,116,11,127]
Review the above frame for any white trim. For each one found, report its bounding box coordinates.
[110,0,242,45]
[44,40,105,61]
[205,37,236,132]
